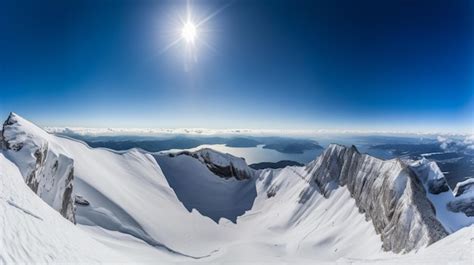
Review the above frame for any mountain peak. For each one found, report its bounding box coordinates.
[307,142,448,253]
[2,112,52,147]
[1,113,76,222]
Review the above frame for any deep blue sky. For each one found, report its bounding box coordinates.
[1,0,473,132]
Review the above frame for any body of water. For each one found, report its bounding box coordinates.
[161,144,325,164]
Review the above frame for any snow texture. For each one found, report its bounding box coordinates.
[0,153,127,264]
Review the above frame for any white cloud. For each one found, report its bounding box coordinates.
[463,135,474,150]
[437,135,474,154]
[45,126,473,140]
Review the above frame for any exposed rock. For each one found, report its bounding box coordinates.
[75,195,90,206]
[448,179,474,217]
[447,197,474,216]
[1,112,76,222]
[305,144,448,253]
[298,185,318,204]
[427,178,450,194]
[452,178,474,197]
[266,185,278,198]
[172,148,254,180]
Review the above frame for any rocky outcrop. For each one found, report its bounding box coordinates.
[426,177,450,194]
[448,179,474,217]
[170,148,254,180]
[452,179,474,197]
[447,197,474,216]
[1,113,76,222]
[75,195,90,206]
[305,144,448,253]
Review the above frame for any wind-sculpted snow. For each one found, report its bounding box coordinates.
[305,144,449,253]
[156,153,257,223]
[0,153,126,263]
[1,113,75,222]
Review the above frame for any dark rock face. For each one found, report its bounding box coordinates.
[453,181,474,197]
[266,186,277,198]
[200,160,249,180]
[449,180,474,217]
[427,178,450,194]
[447,197,474,216]
[1,113,76,223]
[305,144,448,253]
[75,195,90,206]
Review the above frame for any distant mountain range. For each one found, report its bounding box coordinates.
[249,160,304,169]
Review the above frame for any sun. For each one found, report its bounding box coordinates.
[181,22,197,44]
[159,0,232,70]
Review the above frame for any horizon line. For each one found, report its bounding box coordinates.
[45,126,473,137]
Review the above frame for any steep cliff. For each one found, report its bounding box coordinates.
[305,144,448,253]
[1,113,75,222]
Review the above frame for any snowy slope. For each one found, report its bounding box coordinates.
[2,113,233,259]
[342,225,473,265]
[59,140,238,259]
[0,153,127,264]
[156,153,257,223]
[152,154,387,263]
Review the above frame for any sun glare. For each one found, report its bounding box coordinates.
[181,22,197,43]
[159,0,233,70]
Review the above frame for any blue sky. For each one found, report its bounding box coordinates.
[1,0,473,132]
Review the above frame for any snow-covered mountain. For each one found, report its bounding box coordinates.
[305,144,447,253]
[1,113,75,222]
[0,113,472,264]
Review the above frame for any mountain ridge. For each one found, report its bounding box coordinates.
[305,143,448,252]
[1,113,76,222]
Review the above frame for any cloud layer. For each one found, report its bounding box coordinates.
[437,135,474,154]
